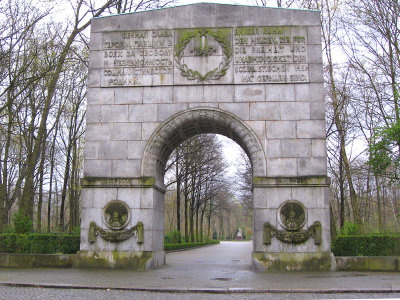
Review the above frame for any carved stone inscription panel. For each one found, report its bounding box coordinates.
[233,26,309,84]
[100,26,309,87]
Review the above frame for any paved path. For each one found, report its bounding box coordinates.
[0,241,399,294]
[0,287,399,300]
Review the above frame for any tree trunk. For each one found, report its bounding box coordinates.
[0,102,13,232]
[47,128,58,233]
[69,139,78,233]
[60,143,72,232]
[175,150,181,242]
[36,131,47,233]
[184,165,189,243]
[200,206,205,242]
[195,206,199,242]
[207,202,212,240]
[339,150,345,229]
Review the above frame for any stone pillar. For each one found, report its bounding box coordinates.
[252,177,333,271]
[73,178,165,269]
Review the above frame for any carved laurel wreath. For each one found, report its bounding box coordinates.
[263,221,322,245]
[88,221,144,243]
[174,29,232,82]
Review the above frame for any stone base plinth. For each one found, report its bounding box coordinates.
[252,252,334,271]
[73,250,165,270]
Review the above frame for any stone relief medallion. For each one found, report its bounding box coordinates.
[278,200,306,231]
[103,200,130,230]
[175,29,232,82]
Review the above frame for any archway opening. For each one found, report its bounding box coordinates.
[163,133,254,270]
[141,108,266,269]
[164,134,252,244]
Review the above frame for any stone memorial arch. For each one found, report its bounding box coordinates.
[74,3,333,271]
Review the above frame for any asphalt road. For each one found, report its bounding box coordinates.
[0,287,399,300]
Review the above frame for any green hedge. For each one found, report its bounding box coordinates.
[164,240,219,251]
[0,234,219,254]
[332,235,400,256]
[0,234,80,254]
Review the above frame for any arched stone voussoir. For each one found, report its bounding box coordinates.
[141,107,267,178]
[249,150,267,177]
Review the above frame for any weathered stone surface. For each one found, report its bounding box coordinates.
[235,85,265,102]
[307,26,322,45]
[204,85,234,102]
[89,32,102,51]
[295,83,324,102]
[280,139,311,158]
[250,103,280,121]
[335,256,400,272]
[266,121,296,139]
[143,87,173,104]
[308,44,323,64]
[297,120,325,138]
[73,250,157,270]
[111,159,141,177]
[92,188,118,209]
[88,68,101,87]
[308,63,324,83]
[265,84,295,102]
[312,139,327,157]
[157,103,188,122]
[101,105,129,123]
[265,139,281,158]
[84,142,99,160]
[253,208,277,231]
[297,157,327,176]
[87,88,114,105]
[267,158,297,177]
[219,103,250,120]
[113,123,141,141]
[98,141,128,159]
[310,101,326,120]
[129,105,158,122]
[280,102,310,120]
[117,188,141,209]
[142,122,160,140]
[86,105,101,123]
[245,121,266,139]
[84,159,112,177]
[114,87,143,104]
[173,86,204,103]
[85,124,113,142]
[252,252,332,271]
[128,141,147,159]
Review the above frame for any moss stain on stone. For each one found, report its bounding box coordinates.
[253,252,332,271]
[74,251,153,270]
[140,177,156,186]
[252,177,263,185]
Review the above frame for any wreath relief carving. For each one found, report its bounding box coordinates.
[175,29,232,82]
[88,200,144,244]
[263,200,322,245]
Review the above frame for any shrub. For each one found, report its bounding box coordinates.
[332,234,400,256]
[164,230,183,244]
[12,213,32,234]
[340,221,361,236]
[170,230,182,244]
[0,233,80,254]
